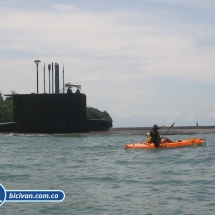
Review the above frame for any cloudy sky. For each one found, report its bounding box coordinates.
[0,0,215,127]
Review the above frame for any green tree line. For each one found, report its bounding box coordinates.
[86,107,112,121]
[0,96,112,123]
[0,96,13,123]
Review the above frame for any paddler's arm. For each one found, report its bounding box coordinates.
[159,125,165,141]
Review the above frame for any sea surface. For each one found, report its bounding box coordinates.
[0,132,215,215]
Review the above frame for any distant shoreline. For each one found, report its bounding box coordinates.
[1,125,215,135]
[109,126,215,135]
[111,125,215,130]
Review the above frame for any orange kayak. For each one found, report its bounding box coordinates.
[124,138,206,149]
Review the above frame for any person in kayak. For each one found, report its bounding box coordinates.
[67,86,73,94]
[150,124,165,148]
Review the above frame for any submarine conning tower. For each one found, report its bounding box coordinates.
[13,93,87,133]
[14,61,87,133]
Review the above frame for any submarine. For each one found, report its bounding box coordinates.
[0,61,112,133]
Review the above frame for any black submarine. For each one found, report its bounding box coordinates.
[0,61,112,133]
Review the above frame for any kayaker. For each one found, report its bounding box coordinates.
[150,124,165,148]
[67,87,73,94]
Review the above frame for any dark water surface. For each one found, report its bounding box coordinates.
[0,133,215,215]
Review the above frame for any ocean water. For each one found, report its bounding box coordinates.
[0,132,215,215]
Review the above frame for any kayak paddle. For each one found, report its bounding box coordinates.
[162,122,175,138]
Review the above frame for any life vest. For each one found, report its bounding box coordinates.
[146,132,152,143]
